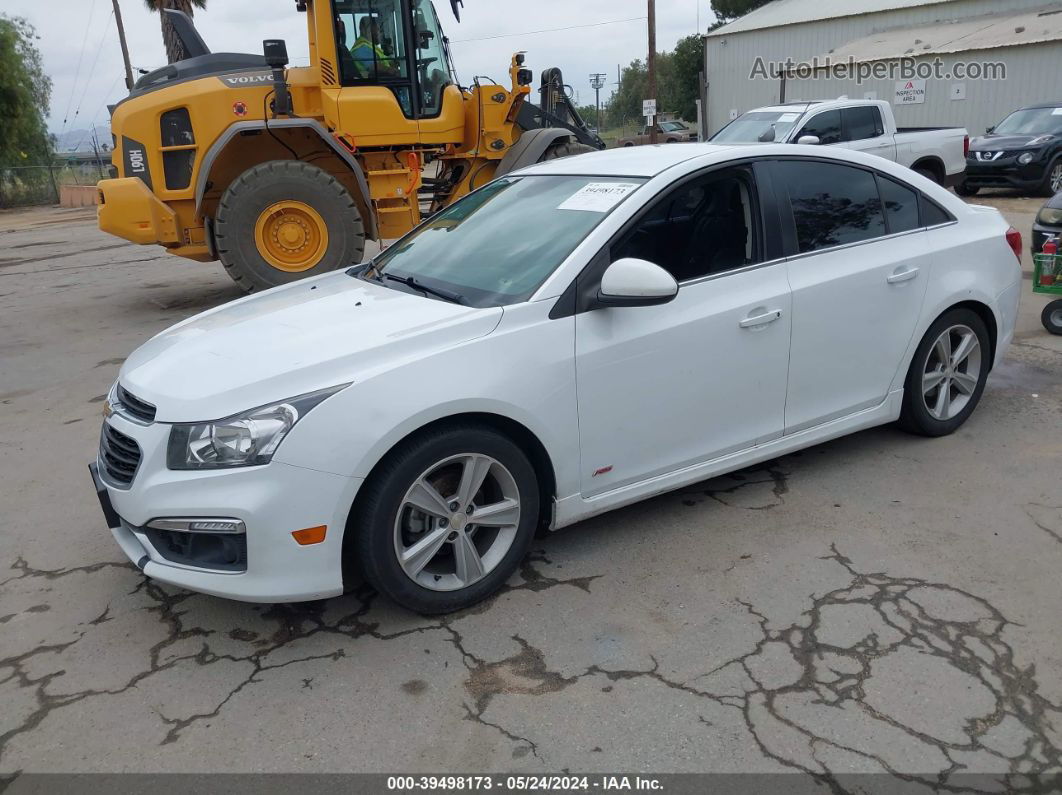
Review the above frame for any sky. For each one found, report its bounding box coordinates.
[7,0,716,143]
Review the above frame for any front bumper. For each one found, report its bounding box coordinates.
[97,177,180,246]
[92,411,362,603]
[962,158,1046,191]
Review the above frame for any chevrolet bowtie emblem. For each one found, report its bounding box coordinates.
[102,399,115,419]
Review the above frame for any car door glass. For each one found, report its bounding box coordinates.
[844,107,884,141]
[920,197,953,226]
[877,175,920,233]
[797,110,842,144]
[612,168,760,282]
[776,160,886,253]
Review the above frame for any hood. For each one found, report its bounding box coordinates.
[119,272,502,423]
[969,133,1057,152]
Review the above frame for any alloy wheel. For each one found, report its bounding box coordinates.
[1051,163,1062,194]
[393,453,521,592]
[921,324,982,421]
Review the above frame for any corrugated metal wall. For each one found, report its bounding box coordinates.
[704,0,1062,137]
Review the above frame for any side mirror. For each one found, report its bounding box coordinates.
[796,135,820,145]
[597,258,678,308]
[986,126,995,134]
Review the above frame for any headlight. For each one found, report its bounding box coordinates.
[167,384,348,470]
[1018,152,1036,165]
[1039,207,1062,226]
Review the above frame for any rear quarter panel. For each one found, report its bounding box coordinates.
[888,200,1020,392]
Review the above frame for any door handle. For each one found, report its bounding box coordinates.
[887,266,920,284]
[739,309,783,329]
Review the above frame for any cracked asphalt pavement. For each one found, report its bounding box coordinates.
[1,199,1061,789]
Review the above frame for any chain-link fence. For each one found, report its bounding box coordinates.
[1,160,114,209]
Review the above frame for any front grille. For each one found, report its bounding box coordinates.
[116,384,156,423]
[99,423,142,487]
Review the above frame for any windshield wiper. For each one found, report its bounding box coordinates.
[382,272,464,304]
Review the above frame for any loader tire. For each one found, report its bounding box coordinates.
[539,141,597,162]
[215,160,366,293]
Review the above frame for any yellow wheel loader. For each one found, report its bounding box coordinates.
[97,0,604,292]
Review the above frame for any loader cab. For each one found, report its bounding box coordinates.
[331,0,455,121]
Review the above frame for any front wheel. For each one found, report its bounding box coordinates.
[1042,299,1062,335]
[1039,157,1062,197]
[898,308,990,437]
[350,424,540,614]
[214,160,366,293]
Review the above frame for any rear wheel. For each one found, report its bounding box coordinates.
[540,140,597,162]
[214,160,366,293]
[351,424,540,614]
[1042,299,1062,335]
[954,182,980,197]
[914,165,940,185]
[898,308,990,437]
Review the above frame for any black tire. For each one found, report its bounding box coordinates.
[954,182,980,197]
[898,308,991,437]
[540,140,598,161]
[1039,156,1062,198]
[214,160,366,293]
[914,166,940,185]
[350,424,540,614]
[1042,299,1062,335]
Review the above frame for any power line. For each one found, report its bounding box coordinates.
[60,0,100,139]
[70,9,116,132]
[450,16,647,44]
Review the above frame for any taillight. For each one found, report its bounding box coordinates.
[1005,227,1022,262]
[963,135,970,158]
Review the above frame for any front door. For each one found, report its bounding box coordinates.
[573,165,791,496]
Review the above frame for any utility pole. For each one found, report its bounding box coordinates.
[647,0,658,144]
[112,0,135,90]
[590,73,607,130]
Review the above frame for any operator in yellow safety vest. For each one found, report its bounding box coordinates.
[351,16,401,78]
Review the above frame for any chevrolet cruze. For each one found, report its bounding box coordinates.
[92,144,1023,613]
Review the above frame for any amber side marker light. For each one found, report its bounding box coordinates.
[292,525,327,545]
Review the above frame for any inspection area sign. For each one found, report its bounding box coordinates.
[894,79,927,104]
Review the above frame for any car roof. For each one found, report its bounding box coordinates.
[517,144,731,178]
[1020,102,1062,110]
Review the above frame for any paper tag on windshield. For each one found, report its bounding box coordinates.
[779,113,800,122]
[557,182,639,212]
[1053,107,1062,115]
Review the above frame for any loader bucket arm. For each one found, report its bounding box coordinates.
[519,67,605,150]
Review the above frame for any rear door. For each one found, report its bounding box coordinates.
[770,158,931,432]
[838,106,896,161]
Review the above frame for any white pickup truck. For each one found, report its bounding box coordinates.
[709,99,968,186]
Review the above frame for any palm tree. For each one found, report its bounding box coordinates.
[143,0,207,64]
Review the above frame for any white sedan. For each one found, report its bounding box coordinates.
[92,144,1023,613]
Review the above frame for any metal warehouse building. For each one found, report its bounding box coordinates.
[702,0,1062,137]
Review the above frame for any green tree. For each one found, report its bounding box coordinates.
[0,15,52,169]
[710,0,771,23]
[144,0,207,64]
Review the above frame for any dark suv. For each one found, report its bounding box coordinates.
[957,103,1062,197]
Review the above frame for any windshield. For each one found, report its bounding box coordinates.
[659,121,687,132]
[365,175,645,307]
[994,107,1062,135]
[711,110,803,143]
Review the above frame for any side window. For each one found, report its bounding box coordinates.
[796,110,842,145]
[776,160,886,253]
[843,106,885,141]
[877,175,920,233]
[612,167,761,282]
[921,197,954,226]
